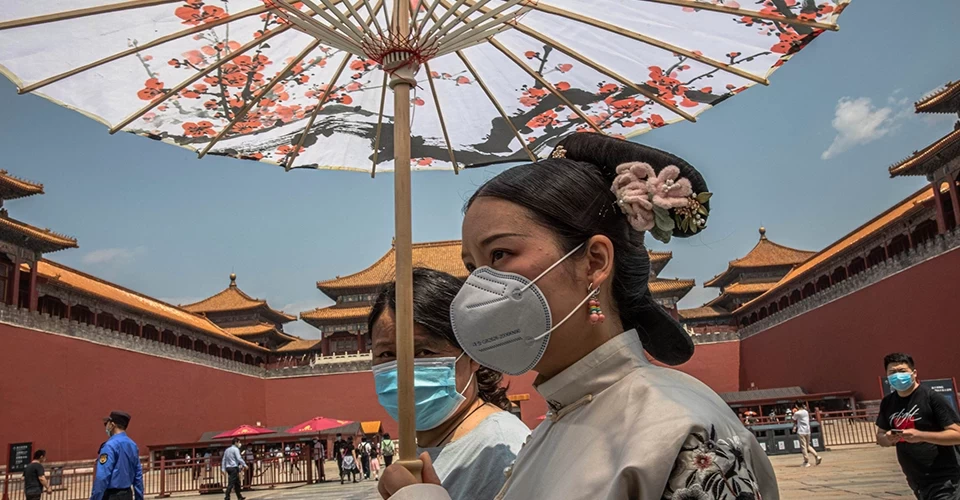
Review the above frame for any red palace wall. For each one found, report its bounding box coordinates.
[650,341,741,394]
[0,324,546,462]
[740,248,960,401]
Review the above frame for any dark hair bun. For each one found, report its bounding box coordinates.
[554,133,710,242]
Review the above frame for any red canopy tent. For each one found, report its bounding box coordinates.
[212,425,276,439]
[285,417,354,435]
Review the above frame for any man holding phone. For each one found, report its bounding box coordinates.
[876,353,960,499]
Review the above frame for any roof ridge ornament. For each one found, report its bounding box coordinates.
[230,273,237,287]
[759,226,767,240]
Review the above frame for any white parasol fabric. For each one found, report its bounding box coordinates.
[0,0,849,173]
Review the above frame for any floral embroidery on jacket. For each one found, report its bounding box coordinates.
[665,426,762,500]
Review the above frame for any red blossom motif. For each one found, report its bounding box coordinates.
[137,78,165,100]
[524,51,537,59]
[175,2,226,26]
[412,97,425,106]
[648,114,665,128]
[598,83,619,94]
[554,81,571,91]
[455,76,470,85]
[527,109,559,129]
[556,63,573,73]
[275,144,305,156]
[417,158,433,166]
[182,121,216,137]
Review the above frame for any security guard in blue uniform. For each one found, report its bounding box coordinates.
[90,411,144,500]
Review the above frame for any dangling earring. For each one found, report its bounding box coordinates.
[588,284,605,324]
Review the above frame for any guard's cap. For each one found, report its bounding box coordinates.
[103,411,131,428]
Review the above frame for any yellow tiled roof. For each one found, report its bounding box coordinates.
[37,260,265,351]
[0,170,44,200]
[739,186,936,312]
[318,241,684,294]
[182,276,296,323]
[723,282,777,295]
[678,306,731,320]
[704,228,814,287]
[889,127,960,177]
[0,214,77,252]
[317,240,468,293]
[648,278,695,297]
[222,322,298,342]
[300,305,372,324]
[915,81,960,114]
[275,338,323,352]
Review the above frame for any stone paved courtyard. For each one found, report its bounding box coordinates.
[191,444,914,499]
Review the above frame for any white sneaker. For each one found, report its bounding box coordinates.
[803,462,811,468]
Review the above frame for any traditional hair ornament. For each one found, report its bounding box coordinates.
[611,162,712,243]
[550,145,567,159]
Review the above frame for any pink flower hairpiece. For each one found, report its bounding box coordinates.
[611,161,710,243]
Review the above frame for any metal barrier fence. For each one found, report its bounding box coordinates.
[2,456,320,500]
[817,410,879,446]
[743,409,879,447]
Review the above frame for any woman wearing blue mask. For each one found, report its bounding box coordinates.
[381,133,778,500]
[369,268,531,500]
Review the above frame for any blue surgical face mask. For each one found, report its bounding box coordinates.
[373,353,472,431]
[888,372,914,392]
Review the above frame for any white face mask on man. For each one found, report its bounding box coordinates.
[450,243,598,375]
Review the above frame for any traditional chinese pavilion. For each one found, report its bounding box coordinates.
[0,170,77,309]
[182,274,298,350]
[888,80,960,233]
[301,240,695,355]
[679,227,814,333]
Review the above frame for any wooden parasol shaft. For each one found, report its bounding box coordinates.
[391,0,422,482]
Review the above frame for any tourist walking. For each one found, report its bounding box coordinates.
[333,433,345,476]
[369,268,530,500]
[91,411,144,500]
[369,442,382,481]
[23,449,52,500]
[792,402,822,467]
[381,434,395,467]
[220,438,246,500]
[312,438,326,482]
[380,133,777,500]
[340,438,360,484]
[877,353,960,500]
[359,437,372,480]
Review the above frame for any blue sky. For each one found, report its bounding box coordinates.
[2,0,958,339]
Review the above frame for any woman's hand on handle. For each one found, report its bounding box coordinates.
[379,452,442,499]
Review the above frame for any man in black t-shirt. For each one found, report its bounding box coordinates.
[876,353,960,500]
[23,449,52,500]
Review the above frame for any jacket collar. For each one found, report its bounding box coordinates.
[535,330,648,411]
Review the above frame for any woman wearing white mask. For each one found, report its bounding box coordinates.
[369,268,531,500]
[382,133,778,500]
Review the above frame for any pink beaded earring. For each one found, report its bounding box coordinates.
[588,284,605,324]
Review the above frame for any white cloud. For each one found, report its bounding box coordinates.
[821,97,901,160]
[81,246,146,265]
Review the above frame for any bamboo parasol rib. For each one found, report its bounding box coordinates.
[527,3,769,85]
[17,4,273,94]
[198,40,322,158]
[453,0,696,123]
[108,19,300,134]
[284,53,353,169]
[488,38,606,135]
[370,72,389,177]
[640,0,838,31]
[272,0,364,53]
[455,50,537,162]
[0,0,182,30]
[423,64,459,173]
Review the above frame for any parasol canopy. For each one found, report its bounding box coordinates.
[212,424,277,439]
[285,416,355,434]
[0,0,850,173]
[0,0,851,470]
